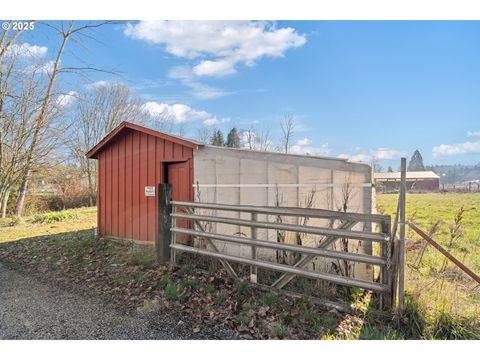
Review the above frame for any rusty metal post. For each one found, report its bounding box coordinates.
[250,212,258,283]
[409,222,480,285]
[380,220,392,310]
[157,183,172,264]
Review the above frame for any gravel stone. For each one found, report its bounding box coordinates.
[0,262,237,340]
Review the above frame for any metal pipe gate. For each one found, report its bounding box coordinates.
[156,186,400,310]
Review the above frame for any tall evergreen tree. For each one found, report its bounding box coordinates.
[387,166,393,172]
[210,130,225,146]
[408,150,425,171]
[226,128,240,148]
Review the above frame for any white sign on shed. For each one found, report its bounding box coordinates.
[145,186,155,197]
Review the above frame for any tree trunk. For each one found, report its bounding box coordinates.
[0,189,9,218]
[87,165,94,207]
[15,169,29,216]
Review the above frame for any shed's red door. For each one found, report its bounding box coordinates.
[168,162,191,243]
[168,162,190,202]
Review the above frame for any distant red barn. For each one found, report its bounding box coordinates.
[374,171,440,193]
[86,122,199,244]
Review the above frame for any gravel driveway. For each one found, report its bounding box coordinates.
[0,262,236,340]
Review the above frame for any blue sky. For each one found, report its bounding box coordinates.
[18,20,480,168]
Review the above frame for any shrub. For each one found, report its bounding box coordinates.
[0,216,21,227]
[33,209,78,223]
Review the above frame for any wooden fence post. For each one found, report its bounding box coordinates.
[157,183,172,264]
[398,157,407,313]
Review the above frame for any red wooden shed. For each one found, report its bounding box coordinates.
[86,121,199,244]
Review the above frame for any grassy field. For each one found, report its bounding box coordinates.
[377,193,480,329]
[0,207,97,244]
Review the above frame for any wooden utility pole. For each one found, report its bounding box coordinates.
[157,183,172,264]
[398,157,407,312]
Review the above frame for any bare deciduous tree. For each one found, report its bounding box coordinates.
[195,126,213,144]
[0,41,51,217]
[241,125,272,151]
[69,82,146,206]
[279,113,296,154]
[243,127,256,150]
[14,21,115,216]
[331,176,360,279]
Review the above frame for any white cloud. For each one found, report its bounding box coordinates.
[85,80,110,89]
[6,43,47,58]
[203,117,230,126]
[22,60,55,75]
[467,130,480,137]
[168,65,231,100]
[141,102,228,126]
[185,80,232,100]
[339,148,404,163]
[125,21,306,77]
[56,91,79,107]
[142,102,209,123]
[297,137,311,146]
[371,148,403,160]
[193,59,236,77]
[433,141,480,156]
[290,138,331,156]
[348,154,372,163]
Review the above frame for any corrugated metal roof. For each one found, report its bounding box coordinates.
[374,171,440,180]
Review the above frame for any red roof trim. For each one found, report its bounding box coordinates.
[86,121,199,159]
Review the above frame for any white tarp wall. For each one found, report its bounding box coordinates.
[193,146,374,281]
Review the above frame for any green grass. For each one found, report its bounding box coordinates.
[1,207,97,244]
[177,264,194,276]
[236,281,253,296]
[376,193,480,337]
[157,274,171,289]
[204,284,216,293]
[33,209,79,224]
[164,284,178,301]
[377,193,480,268]
[236,313,250,325]
[242,302,256,311]
[261,292,281,306]
[181,278,200,289]
[127,248,156,268]
[270,325,288,339]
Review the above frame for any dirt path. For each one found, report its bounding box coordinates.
[0,262,236,340]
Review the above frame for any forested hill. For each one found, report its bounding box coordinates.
[426,163,480,184]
